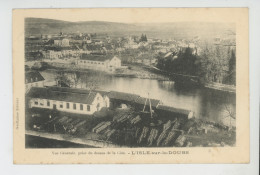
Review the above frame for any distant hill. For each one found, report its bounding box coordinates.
[25,18,235,40]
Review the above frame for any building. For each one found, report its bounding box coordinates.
[25,71,45,92]
[76,54,121,72]
[26,87,110,115]
[44,50,62,59]
[156,105,193,121]
[54,38,70,47]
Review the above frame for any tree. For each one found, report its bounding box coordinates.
[228,50,236,85]
[140,34,148,42]
[55,70,72,87]
[223,104,236,131]
[69,71,81,88]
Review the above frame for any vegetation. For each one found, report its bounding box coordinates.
[156,45,236,85]
[139,34,148,42]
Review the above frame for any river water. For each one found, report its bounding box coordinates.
[40,70,236,126]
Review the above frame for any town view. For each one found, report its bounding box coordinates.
[25,18,236,148]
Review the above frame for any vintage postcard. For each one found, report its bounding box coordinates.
[13,8,249,164]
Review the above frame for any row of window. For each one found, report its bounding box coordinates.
[26,78,40,83]
[80,60,105,65]
[26,83,40,90]
[34,100,91,111]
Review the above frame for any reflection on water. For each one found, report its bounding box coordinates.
[40,70,236,126]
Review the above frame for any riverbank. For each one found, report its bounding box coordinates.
[204,82,236,93]
[147,66,236,93]
[28,60,236,93]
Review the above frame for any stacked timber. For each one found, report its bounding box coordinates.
[162,130,178,146]
[147,129,159,146]
[163,120,172,131]
[61,118,73,125]
[162,119,183,146]
[116,115,128,123]
[92,122,106,132]
[92,121,111,133]
[71,119,82,125]
[58,116,69,123]
[156,120,176,146]
[95,122,112,134]
[130,115,141,125]
[74,120,86,128]
[106,129,116,140]
[138,126,149,144]
[156,130,168,146]
[135,127,141,138]
[175,134,186,147]
[172,119,179,129]
[186,141,192,147]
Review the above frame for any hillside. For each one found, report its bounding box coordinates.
[25,18,235,39]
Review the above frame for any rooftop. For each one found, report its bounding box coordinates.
[156,105,190,115]
[27,87,98,104]
[134,97,161,108]
[81,54,116,62]
[46,86,109,96]
[25,71,45,83]
[108,91,140,102]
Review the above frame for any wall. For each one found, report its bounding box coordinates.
[109,57,121,68]
[76,60,108,70]
[25,81,44,93]
[29,98,97,115]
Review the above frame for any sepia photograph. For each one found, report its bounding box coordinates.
[24,18,236,149]
[13,8,249,164]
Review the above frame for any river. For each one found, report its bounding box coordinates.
[40,69,236,127]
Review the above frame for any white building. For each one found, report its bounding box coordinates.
[26,87,110,115]
[54,38,70,47]
[25,71,45,93]
[76,54,121,72]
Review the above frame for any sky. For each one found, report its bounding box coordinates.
[16,8,245,24]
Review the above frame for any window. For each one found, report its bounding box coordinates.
[34,100,38,105]
[66,103,70,109]
[87,105,90,111]
[40,100,44,106]
[35,83,38,87]
[84,61,86,63]
[47,101,50,106]
[80,104,83,110]
[73,103,76,110]
[60,102,63,108]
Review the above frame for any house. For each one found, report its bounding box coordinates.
[54,38,70,47]
[76,54,121,72]
[26,87,110,115]
[25,71,45,92]
[25,51,44,61]
[45,50,62,59]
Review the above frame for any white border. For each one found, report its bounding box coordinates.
[0,0,259,175]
